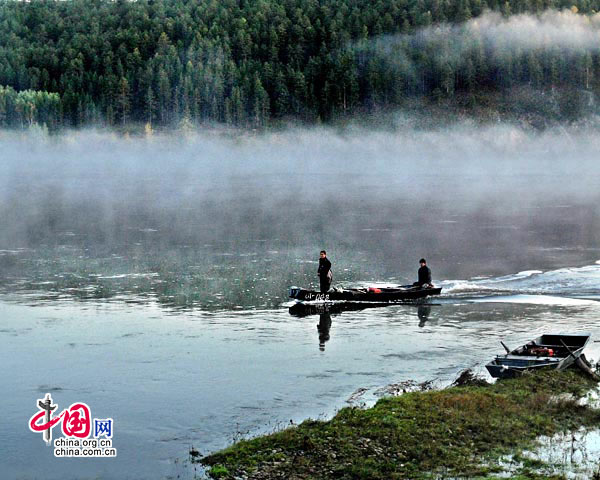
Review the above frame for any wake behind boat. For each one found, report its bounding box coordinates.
[289,285,442,303]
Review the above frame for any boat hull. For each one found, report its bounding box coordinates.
[485,333,591,379]
[289,285,442,303]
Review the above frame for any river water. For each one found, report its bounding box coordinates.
[1,127,600,479]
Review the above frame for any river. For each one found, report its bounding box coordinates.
[1,126,600,479]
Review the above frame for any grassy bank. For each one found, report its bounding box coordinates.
[201,370,600,479]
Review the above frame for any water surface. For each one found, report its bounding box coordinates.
[2,127,600,479]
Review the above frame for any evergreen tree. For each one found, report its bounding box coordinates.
[0,0,599,128]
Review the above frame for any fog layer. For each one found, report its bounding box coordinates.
[1,123,599,307]
[361,10,600,83]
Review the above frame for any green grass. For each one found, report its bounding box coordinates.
[201,370,600,479]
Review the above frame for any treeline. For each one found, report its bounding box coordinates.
[0,85,61,128]
[355,12,600,120]
[1,0,600,129]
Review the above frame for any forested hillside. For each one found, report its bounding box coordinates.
[1,0,600,129]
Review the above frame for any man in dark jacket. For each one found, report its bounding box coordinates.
[416,258,432,288]
[317,250,332,293]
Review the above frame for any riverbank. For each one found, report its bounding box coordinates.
[201,369,600,479]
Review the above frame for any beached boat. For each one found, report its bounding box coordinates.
[485,333,591,379]
[289,285,442,303]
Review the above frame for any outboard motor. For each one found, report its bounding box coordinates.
[289,287,301,299]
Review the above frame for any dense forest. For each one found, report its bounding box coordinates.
[1,0,600,129]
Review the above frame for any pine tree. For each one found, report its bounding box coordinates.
[117,77,131,125]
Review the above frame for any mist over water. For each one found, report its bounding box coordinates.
[1,123,599,308]
[2,121,600,480]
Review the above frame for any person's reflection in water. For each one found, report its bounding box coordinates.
[317,313,332,351]
[417,304,431,327]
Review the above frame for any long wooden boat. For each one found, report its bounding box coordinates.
[485,332,591,379]
[289,285,442,303]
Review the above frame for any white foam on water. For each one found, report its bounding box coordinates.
[469,294,598,306]
[477,270,543,284]
[441,263,600,297]
[97,273,160,279]
[438,280,498,293]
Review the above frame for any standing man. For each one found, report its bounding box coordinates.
[415,258,432,288]
[317,250,332,293]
